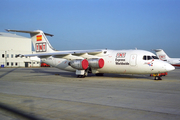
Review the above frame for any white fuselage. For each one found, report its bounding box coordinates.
[6,30,175,78]
[41,49,174,75]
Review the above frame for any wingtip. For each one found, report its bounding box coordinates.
[152,49,162,52]
[44,32,54,37]
[5,29,10,32]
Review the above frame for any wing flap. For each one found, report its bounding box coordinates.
[54,54,84,60]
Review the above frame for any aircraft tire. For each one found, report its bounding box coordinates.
[154,76,162,80]
[77,75,85,78]
[84,72,88,77]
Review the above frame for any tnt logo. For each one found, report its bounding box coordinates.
[116,53,126,58]
[36,42,46,52]
[159,55,166,60]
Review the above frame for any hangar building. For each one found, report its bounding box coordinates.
[0,32,40,67]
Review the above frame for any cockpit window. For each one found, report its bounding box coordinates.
[152,56,159,59]
[143,55,155,60]
[147,56,152,60]
[143,56,146,60]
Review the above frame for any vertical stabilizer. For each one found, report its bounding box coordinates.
[153,49,170,61]
[30,30,55,53]
[6,29,55,53]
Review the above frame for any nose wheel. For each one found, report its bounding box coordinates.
[154,76,162,80]
[152,73,162,80]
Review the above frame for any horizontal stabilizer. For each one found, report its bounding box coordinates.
[5,29,53,37]
[152,49,162,52]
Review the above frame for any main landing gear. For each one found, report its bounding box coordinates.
[76,69,104,78]
[76,70,88,78]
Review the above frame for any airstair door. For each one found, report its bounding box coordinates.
[130,54,137,66]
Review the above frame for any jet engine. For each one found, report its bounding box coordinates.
[88,58,104,68]
[69,59,89,70]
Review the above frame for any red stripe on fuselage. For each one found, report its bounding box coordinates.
[172,64,180,67]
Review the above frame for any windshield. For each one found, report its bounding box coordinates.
[152,56,159,59]
[143,55,159,60]
[143,55,152,60]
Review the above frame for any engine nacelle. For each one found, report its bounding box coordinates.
[88,58,104,69]
[69,59,89,70]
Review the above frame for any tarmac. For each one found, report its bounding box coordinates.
[0,67,180,120]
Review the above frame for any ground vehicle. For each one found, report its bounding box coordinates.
[41,63,50,67]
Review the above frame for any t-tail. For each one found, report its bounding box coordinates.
[6,29,55,53]
[153,49,170,61]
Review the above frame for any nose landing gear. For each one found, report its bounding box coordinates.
[154,76,162,80]
[151,73,162,80]
[150,72,168,80]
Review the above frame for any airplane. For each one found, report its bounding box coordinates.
[6,29,175,80]
[153,49,180,67]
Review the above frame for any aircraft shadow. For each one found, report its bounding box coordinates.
[21,68,154,80]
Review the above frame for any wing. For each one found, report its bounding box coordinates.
[17,49,104,60]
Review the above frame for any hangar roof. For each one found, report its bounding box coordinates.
[0,32,29,39]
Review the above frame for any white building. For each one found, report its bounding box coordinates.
[0,32,40,67]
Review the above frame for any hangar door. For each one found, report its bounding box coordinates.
[130,54,137,66]
[25,62,29,67]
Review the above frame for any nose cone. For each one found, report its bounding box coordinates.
[165,63,175,71]
[153,60,175,73]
